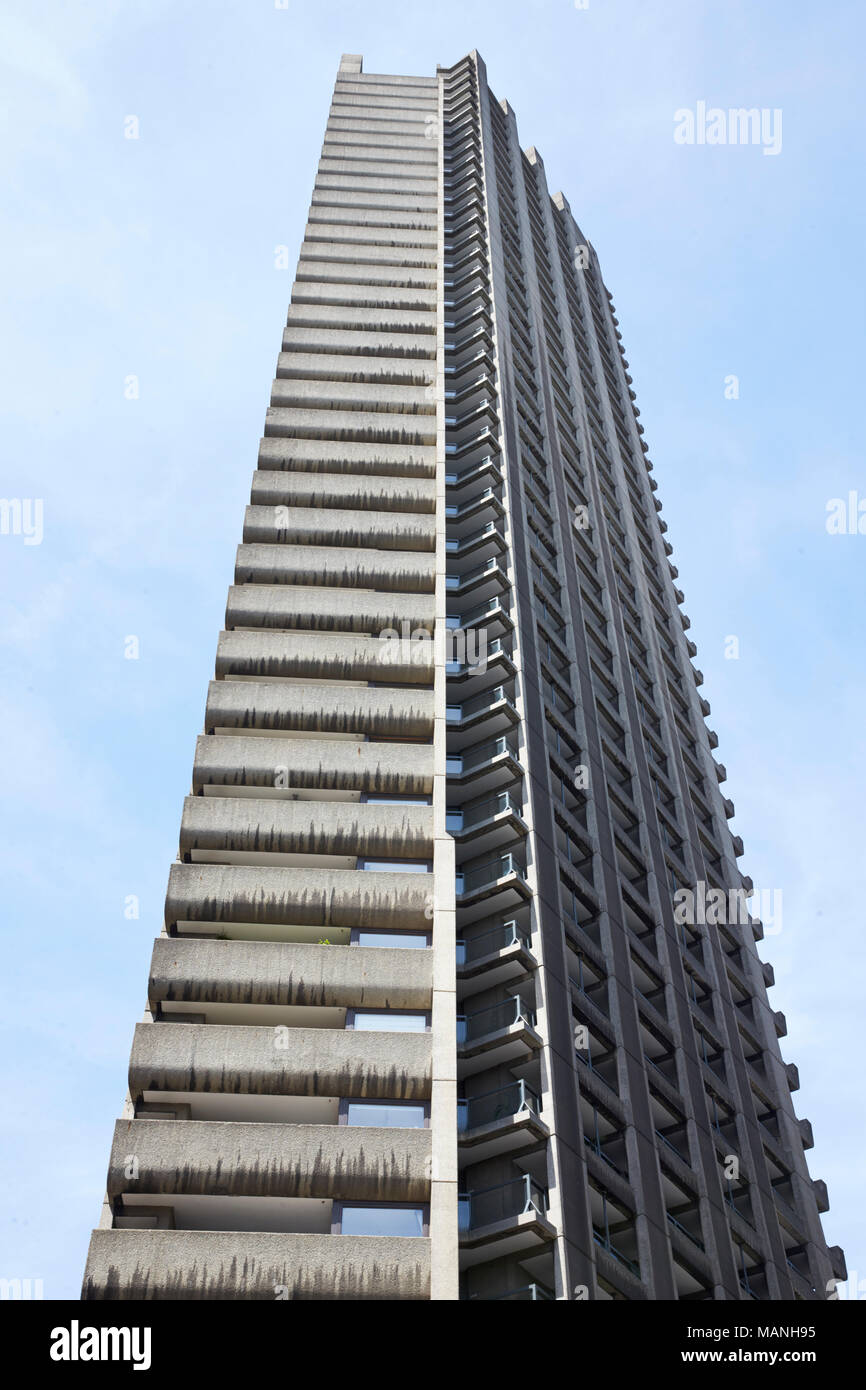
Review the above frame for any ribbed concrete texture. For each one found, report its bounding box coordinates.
[84,51,844,1305]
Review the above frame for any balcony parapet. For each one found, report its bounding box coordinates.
[214,629,433,683]
[204,680,434,738]
[82,1229,430,1300]
[106,1119,431,1202]
[148,937,433,1011]
[165,863,433,933]
[192,735,433,796]
[128,1021,432,1102]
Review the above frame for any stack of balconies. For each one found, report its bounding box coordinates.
[83,55,444,1302]
[441,58,555,1301]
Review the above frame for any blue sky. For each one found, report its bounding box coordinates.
[1,0,863,1299]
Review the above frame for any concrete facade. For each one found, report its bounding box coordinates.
[82,51,844,1303]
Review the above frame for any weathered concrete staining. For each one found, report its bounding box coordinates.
[283,304,436,338]
[270,377,434,408]
[204,681,434,737]
[106,1119,431,1201]
[242,503,435,550]
[234,543,435,592]
[178,797,433,860]
[192,735,433,795]
[82,1229,430,1300]
[275,352,434,388]
[250,468,436,511]
[149,939,433,1010]
[165,863,433,931]
[265,405,436,445]
[258,435,435,475]
[224,583,434,634]
[214,629,433,682]
[128,1022,431,1101]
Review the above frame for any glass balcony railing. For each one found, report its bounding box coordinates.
[445,636,511,678]
[592,1228,640,1279]
[446,684,513,725]
[457,994,535,1044]
[445,456,500,489]
[458,1079,540,1133]
[445,558,504,592]
[447,735,519,777]
[667,1212,705,1252]
[458,1174,548,1232]
[446,597,510,632]
[456,919,528,966]
[447,791,523,836]
[445,521,502,554]
[456,852,526,897]
[445,488,499,520]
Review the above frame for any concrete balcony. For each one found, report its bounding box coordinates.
[456,853,531,925]
[280,331,437,377]
[165,863,433,935]
[456,920,537,999]
[458,1081,548,1167]
[458,1176,555,1269]
[445,558,509,608]
[457,995,542,1078]
[82,1229,430,1300]
[302,218,436,245]
[446,638,516,700]
[214,629,433,683]
[445,486,504,537]
[250,468,436,513]
[294,260,436,293]
[105,1119,431,1203]
[128,1021,432,1102]
[271,378,434,415]
[275,348,434,390]
[265,404,437,446]
[148,938,433,1012]
[179,797,433,864]
[290,280,437,314]
[284,302,437,338]
[192,735,433,797]
[242,503,435,551]
[234,544,435,593]
[255,436,433,480]
[447,736,523,799]
[446,684,518,749]
[448,792,527,860]
[204,679,433,738]
[224,584,434,635]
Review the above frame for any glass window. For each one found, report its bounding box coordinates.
[346,1102,426,1128]
[358,858,431,873]
[361,795,431,806]
[354,931,429,949]
[351,1011,428,1032]
[339,1205,426,1237]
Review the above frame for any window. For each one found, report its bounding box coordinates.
[344,1101,427,1128]
[361,795,432,806]
[334,1204,427,1237]
[348,1011,430,1032]
[358,858,432,873]
[352,930,430,949]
